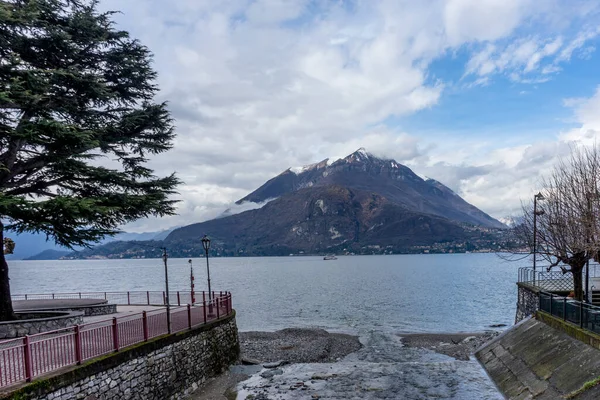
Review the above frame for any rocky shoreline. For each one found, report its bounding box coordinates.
[189,328,500,400]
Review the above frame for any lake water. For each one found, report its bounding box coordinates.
[9,253,523,332]
[9,253,520,399]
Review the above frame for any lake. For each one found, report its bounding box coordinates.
[9,253,524,333]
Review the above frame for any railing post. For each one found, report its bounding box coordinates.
[147,291,150,305]
[177,292,181,306]
[52,293,55,299]
[203,293,207,324]
[127,291,131,305]
[216,297,220,319]
[112,317,119,351]
[74,325,82,365]
[580,301,584,328]
[163,291,166,305]
[563,297,567,321]
[104,292,107,300]
[23,335,33,382]
[78,292,81,299]
[187,304,192,329]
[25,294,27,300]
[143,311,148,341]
[549,293,553,315]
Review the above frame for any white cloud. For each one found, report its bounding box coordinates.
[89,0,600,231]
[444,0,528,45]
[464,35,589,83]
[560,86,600,143]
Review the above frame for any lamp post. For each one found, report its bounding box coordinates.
[189,259,195,305]
[533,192,546,285]
[585,192,599,303]
[162,248,171,334]
[201,235,213,315]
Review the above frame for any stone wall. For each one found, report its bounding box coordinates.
[57,304,117,316]
[4,312,240,400]
[0,312,84,339]
[515,283,539,323]
[476,316,600,399]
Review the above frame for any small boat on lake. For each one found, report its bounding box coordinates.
[323,255,338,260]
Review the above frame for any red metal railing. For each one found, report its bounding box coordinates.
[11,290,228,307]
[0,292,232,389]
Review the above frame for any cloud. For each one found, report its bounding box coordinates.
[90,0,600,231]
[444,0,528,45]
[464,35,593,83]
[561,86,600,143]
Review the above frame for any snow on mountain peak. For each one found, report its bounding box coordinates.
[290,159,329,175]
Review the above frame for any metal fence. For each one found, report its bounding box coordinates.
[0,292,232,389]
[518,267,574,292]
[539,291,600,335]
[11,290,226,307]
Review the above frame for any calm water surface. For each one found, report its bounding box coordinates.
[10,253,523,333]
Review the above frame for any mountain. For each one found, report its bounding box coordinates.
[163,184,499,256]
[238,148,505,229]
[24,249,72,260]
[3,231,68,260]
[4,227,175,260]
[64,148,508,259]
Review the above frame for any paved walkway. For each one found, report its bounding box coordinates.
[83,305,166,323]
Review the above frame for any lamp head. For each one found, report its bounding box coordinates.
[535,192,545,201]
[201,234,211,251]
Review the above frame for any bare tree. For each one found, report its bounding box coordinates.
[518,145,600,300]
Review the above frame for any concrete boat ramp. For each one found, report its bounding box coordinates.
[477,315,600,399]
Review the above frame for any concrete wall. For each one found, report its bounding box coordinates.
[515,283,539,323]
[0,312,84,339]
[3,312,240,400]
[476,315,600,399]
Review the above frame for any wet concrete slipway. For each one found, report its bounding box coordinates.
[233,329,503,400]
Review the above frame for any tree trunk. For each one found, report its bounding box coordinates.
[572,266,584,302]
[0,223,15,321]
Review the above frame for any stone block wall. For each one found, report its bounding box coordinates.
[4,313,240,400]
[0,312,84,339]
[515,283,539,323]
[59,304,117,316]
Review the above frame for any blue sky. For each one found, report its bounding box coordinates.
[96,0,600,231]
[403,48,600,140]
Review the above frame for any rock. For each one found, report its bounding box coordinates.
[462,336,477,343]
[242,357,261,365]
[263,360,286,368]
[488,324,507,328]
[260,368,284,379]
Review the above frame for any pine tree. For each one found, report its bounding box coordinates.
[0,0,180,320]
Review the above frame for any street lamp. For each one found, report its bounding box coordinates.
[201,235,213,315]
[585,192,600,303]
[162,248,171,334]
[188,259,195,305]
[533,192,546,285]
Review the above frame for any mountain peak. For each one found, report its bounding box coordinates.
[345,147,373,162]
